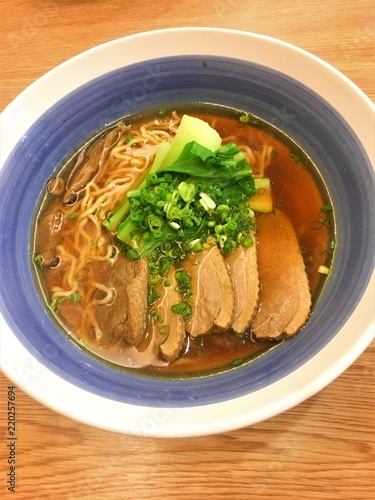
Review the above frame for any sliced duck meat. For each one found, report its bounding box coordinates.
[94,256,148,347]
[124,259,149,346]
[251,209,311,339]
[183,245,235,338]
[226,234,260,334]
[63,123,126,205]
[149,267,185,362]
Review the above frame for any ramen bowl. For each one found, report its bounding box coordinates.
[0,28,374,437]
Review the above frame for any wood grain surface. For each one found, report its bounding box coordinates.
[1,0,374,498]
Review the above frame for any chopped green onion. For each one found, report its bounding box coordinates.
[104,116,258,279]
[232,358,244,367]
[150,308,163,323]
[199,192,216,211]
[127,188,141,199]
[159,325,170,335]
[234,333,245,339]
[178,181,196,202]
[49,298,59,311]
[127,248,139,261]
[70,292,82,303]
[124,134,134,144]
[149,275,162,285]
[147,285,160,305]
[159,256,173,276]
[320,204,333,213]
[241,235,253,248]
[49,297,67,311]
[189,238,203,253]
[171,301,192,320]
[33,255,43,269]
[148,262,159,275]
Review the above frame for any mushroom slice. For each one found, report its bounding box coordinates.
[35,210,64,266]
[63,123,126,204]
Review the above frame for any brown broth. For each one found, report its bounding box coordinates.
[33,104,335,378]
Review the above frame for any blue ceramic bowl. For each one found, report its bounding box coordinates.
[0,29,374,435]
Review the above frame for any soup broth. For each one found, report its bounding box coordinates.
[33,104,335,377]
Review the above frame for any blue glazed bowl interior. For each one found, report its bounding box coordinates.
[0,55,374,407]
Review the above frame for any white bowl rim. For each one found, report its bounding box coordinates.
[0,27,374,437]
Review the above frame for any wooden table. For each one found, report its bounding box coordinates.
[1,1,374,498]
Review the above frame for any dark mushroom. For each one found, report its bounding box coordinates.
[35,211,64,267]
[63,123,127,205]
[47,177,65,196]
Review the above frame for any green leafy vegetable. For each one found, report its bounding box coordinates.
[104,115,260,262]
[161,114,221,168]
[33,255,43,270]
[115,140,256,259]
[103,141,172,232]
[124,134,134,144]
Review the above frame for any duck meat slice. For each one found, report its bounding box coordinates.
[226,234,260,334]
[148,267,186,362]
[183,245,235,338]
[94,256,148,347]
[251,209,311,339]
